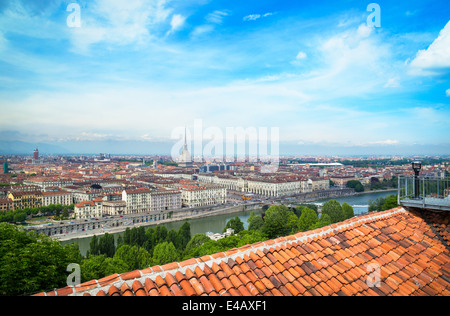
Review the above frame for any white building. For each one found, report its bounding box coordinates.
[171,182,227,208]
[42,190,73,206]
[74,200,102,220]
[122,187,182,214]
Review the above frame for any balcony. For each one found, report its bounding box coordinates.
[398,175,450,212]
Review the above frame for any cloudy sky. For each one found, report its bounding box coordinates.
[0,0,449,155]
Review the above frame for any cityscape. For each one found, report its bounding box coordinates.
[0,0,449,300]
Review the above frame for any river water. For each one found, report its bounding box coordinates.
[62,190,397,256]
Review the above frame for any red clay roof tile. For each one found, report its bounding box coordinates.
[44,207,450,297]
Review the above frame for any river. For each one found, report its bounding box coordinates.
[61,190,397,256]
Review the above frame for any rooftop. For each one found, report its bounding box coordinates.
[36,207,450,296]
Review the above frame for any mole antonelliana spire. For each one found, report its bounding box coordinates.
[178,127,193,168]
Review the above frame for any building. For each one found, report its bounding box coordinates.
[122,187,182,214]
[24,177,74,191]
[44,206,450,296]
[178,130,193,169]
[8,191,43,210]
[149,189,182,212]
[42,191,73,206]
[74,200,102,220]
[122,187,152,214]
[0,198,13,212]
[33,148,39,160]
[172,181,227,208]
[3,159,9,174]
[102,200,126,217]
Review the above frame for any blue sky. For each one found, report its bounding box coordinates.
[0,0,449,155]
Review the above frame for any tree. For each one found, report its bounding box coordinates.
[311,214,332,229]
[0,223,82,296]
[223,217,244,234]
[261,205,297,239]
[346,180,364,192]
[321,200,345,223]
[114,245,152,271]
[342,203,355,220]
[98,233,115,258]
[297,208,319,232]
[247,212,264,232]
[382,195,399,211]
[152,242,178,266]
[176,222,191,250]
[182,234,211,259]
[89,235,100,256]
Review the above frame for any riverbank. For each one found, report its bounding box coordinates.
[57,203,262,242]
[357,188,397,195]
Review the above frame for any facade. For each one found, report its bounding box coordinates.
[74,200,102,220]
[8,191,43,210]
[24,177,74,191]
[122,187,182,214]
[149,189,182,212]
[42,190,73,206]
[172,182,227,208]
[0,198,13,212]
[122,188,152,214]
[102,200,126,216]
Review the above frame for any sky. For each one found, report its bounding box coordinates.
[0,0,449,156]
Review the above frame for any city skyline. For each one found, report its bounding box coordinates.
[0,0,449,156]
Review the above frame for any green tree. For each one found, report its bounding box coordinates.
[261,205,297,239]
[321,200,345,223]
[0,224,82,296]
[297,207,319,232]
[347,180,364,192]
[114,245,152,271]
[183,234,211,259]
[176,222,191,250]
[342,203,355,220]
[223,217,244,234]
[382,195,399,211]
[98,233,116,258]
[247,212,264,232]
[89,235,100,256]
[152,242,178,266]
[80,255,128,283]
[311,214,332,229]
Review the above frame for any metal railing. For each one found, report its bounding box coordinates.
[398,175,450,211]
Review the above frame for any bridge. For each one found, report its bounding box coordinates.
[398,175,450,212]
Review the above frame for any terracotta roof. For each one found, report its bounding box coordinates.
[36,207,450,296]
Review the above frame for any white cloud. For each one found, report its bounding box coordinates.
[409,20,450,75]
[368,140,399,145]
[243,14,261,21]
[446,89,450,97]
[206,10,229,24]
[167,14,186,35]
[384,78,400,88]
[243,12,274,22]
[67,0,174,53]
[296,51,307,60]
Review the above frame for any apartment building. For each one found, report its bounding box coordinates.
[0,198,13,212]
[42,190,73,206]
[74,200,102,220]
[8,191,43,210]
[122,187,182,214]
[171,181,227,208]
